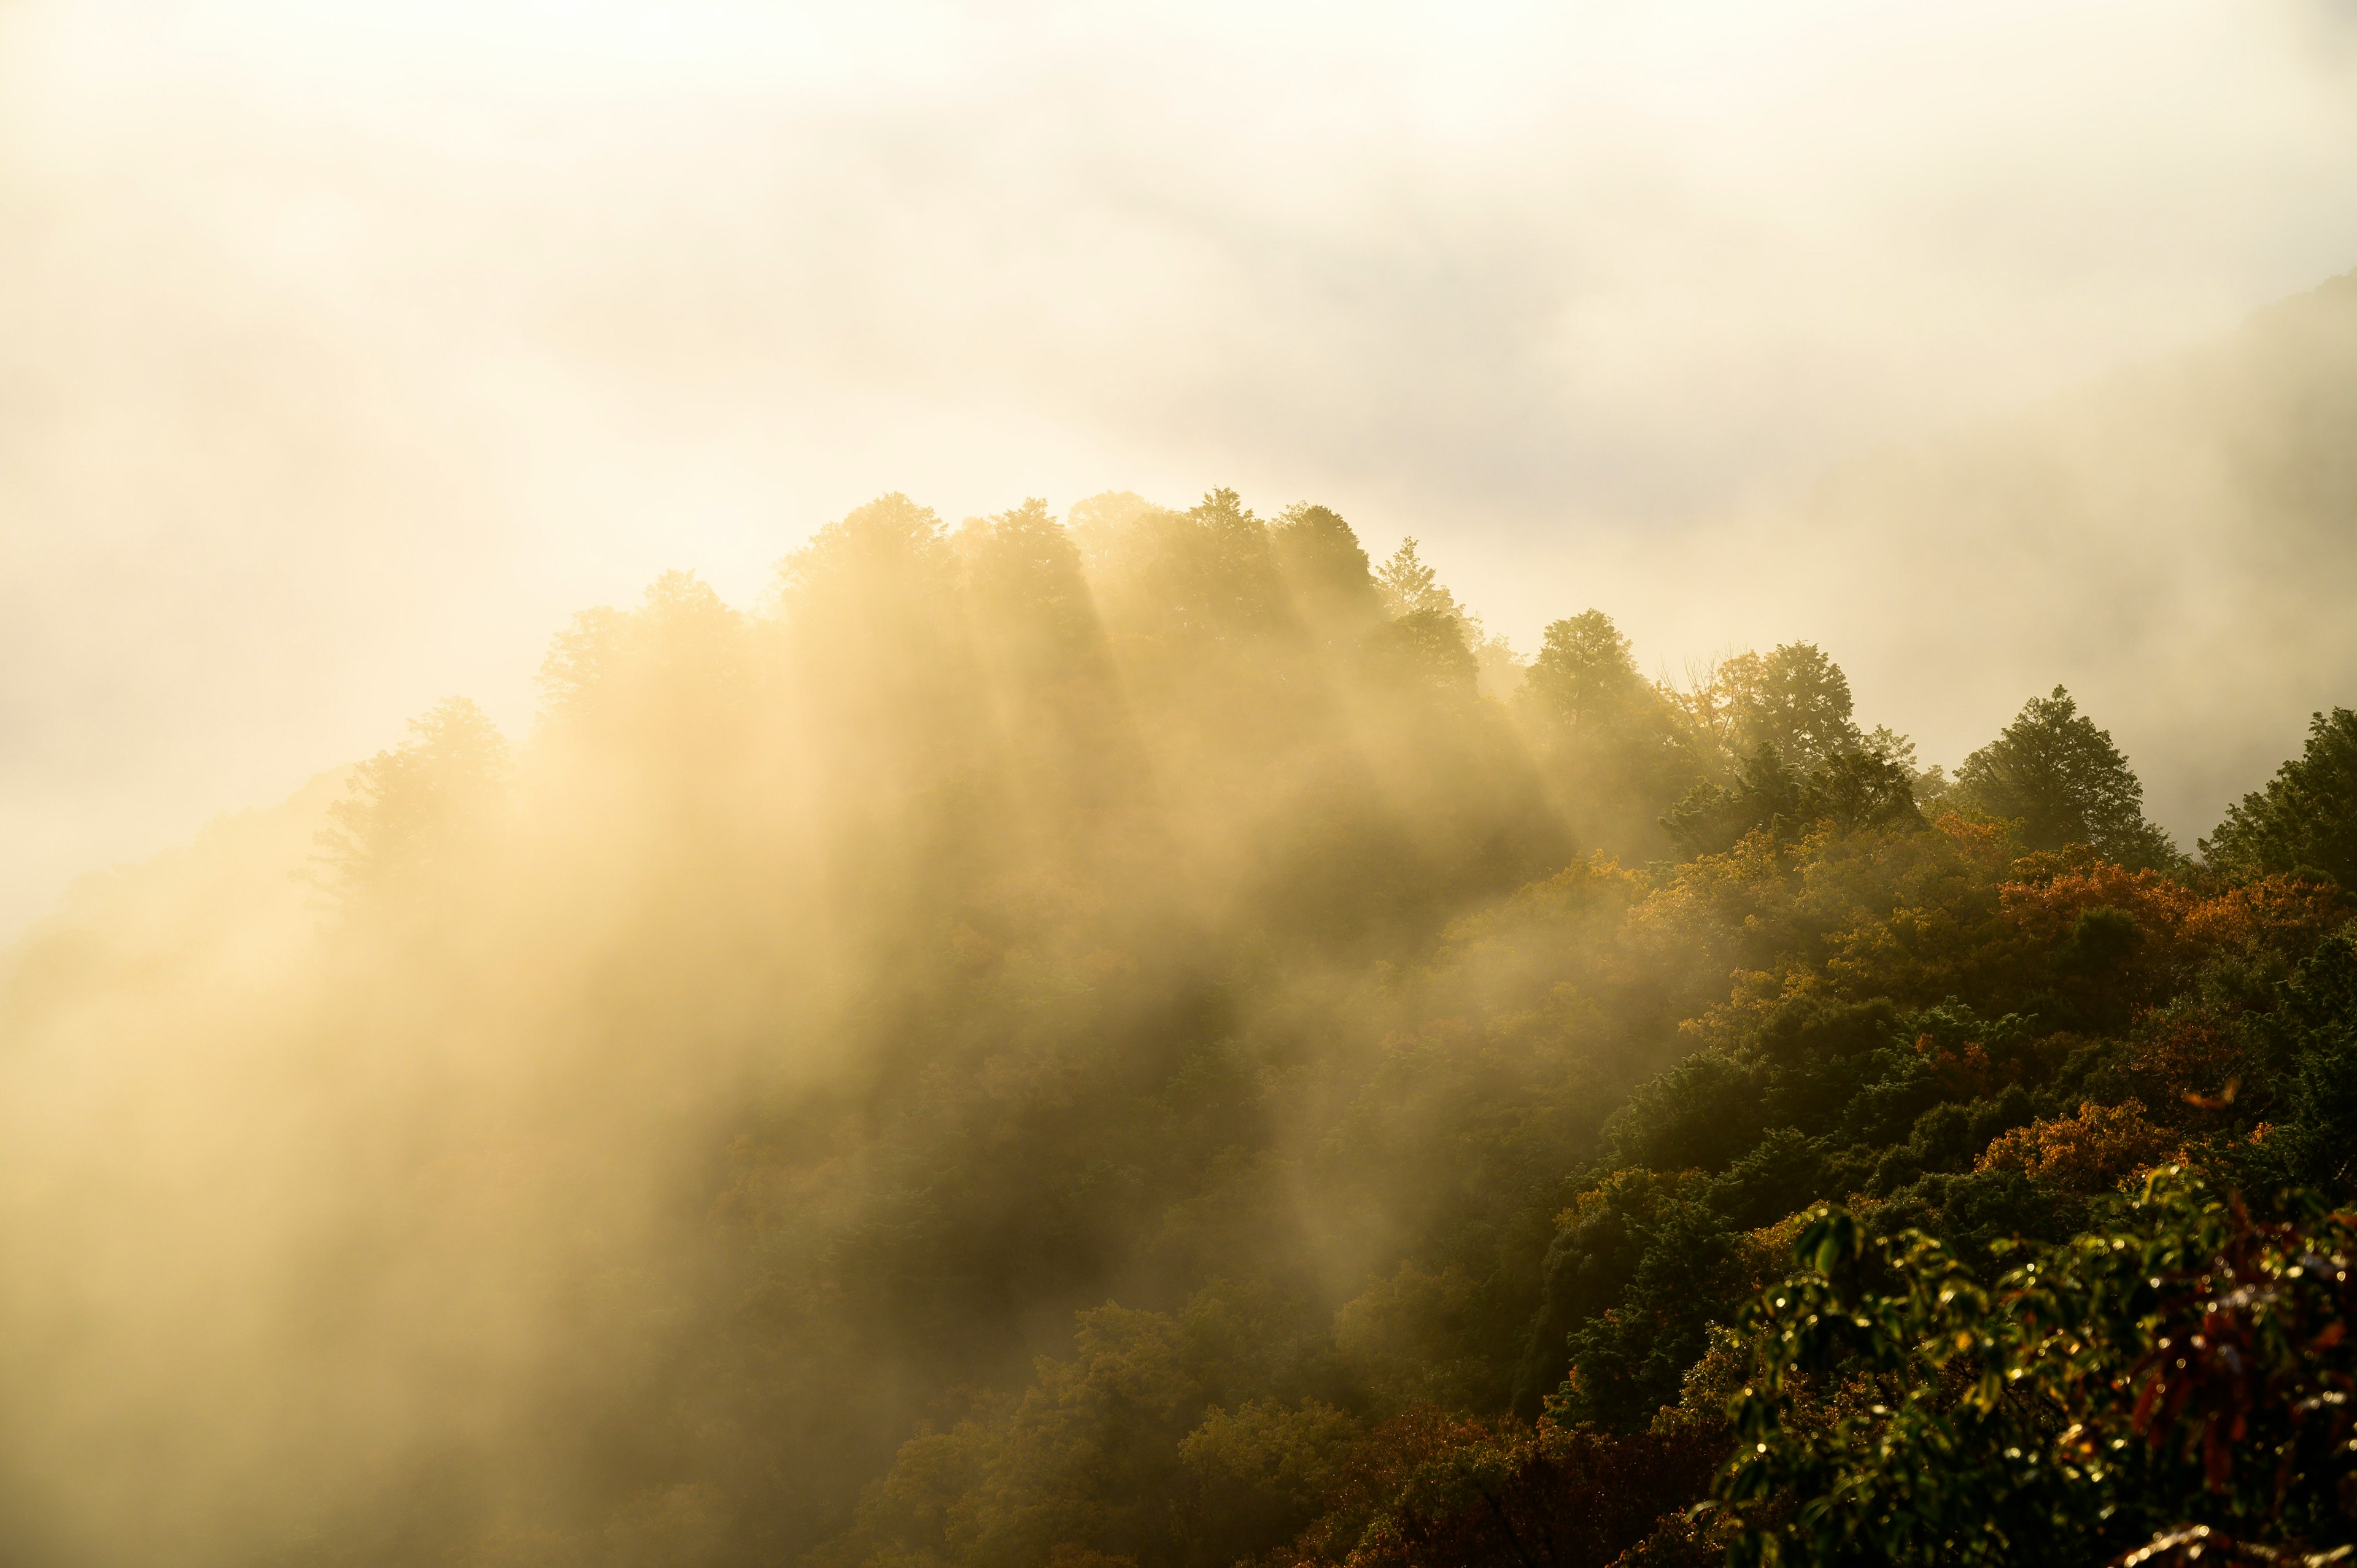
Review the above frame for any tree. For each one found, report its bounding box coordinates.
[316,697,510,901]
[957,500,1144,821]
[959,498,1113,678]
[1864,724,1949,810]
[1975,1098,2174,1192]
[1102,487,1294,648]
[538,569,749,753]
[777,492,985,774]
[1718,644,1864,772]
[2202,708,2357,887]
[1374,538,1463,621]
[2232,927,2357,1196]
[1520,610,1689,855]
[1660,744,1803,855]
[1471,633,1527,703]
[1954,686,2179,868]
[1797,747,1923,836]
[1523,612,1649,733]
[1515,1170,1722,1419]
[1287,1416,1723,1568]
[1365,608,1478,698]
[1560,1192,1741,1430]
[1270,503,1385,638]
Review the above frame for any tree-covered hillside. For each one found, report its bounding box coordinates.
[2,489,2351,1568]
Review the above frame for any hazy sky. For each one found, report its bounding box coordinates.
[6,0,2357,935]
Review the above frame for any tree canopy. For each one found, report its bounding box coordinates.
[4,489,2350,1568]
[2203,708,2357,887]
[1954,686,2181,868]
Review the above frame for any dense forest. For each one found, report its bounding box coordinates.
[4,487,2356,1568]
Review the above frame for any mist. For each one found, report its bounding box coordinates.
[7,0,2357,935]
[8,4,2357,1566]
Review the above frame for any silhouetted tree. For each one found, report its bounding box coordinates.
[2202,707,2357,886]
[1954,686,2178,867]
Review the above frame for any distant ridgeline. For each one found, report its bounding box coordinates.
[4,488,2356,1568]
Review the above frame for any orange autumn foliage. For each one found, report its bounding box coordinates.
[2179,873,2344,954]
[1999,852,2203,961]
[2001,852,2341,964]
[2118,1011,2247,1124]
[1976,1099,2178,1192]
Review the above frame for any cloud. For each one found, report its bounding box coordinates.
[4,0,2357,929]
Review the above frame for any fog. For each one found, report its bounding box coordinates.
[7,0,2357,934]
[6,4,2357,1566]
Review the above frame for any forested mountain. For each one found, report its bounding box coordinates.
[4,485,2355,1568]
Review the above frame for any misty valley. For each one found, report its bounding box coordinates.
[7,473,2357,1568]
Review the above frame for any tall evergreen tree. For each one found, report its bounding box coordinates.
[1372,537,1461,620]
[1954,686,2178,867]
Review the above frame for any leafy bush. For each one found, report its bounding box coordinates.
[1718,1174,2357,1567]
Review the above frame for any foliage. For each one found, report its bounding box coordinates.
[1373,538,1464,622]
[15,482,2356,1568]
[2205,709,2357,889]
[1300,1416,1722,1568]
[1718,1175,2357,1567]
[1976,1099,2178,1192]
[1954,686,2181,868]
[1715,644,1864,773]
[315,695,511,902]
